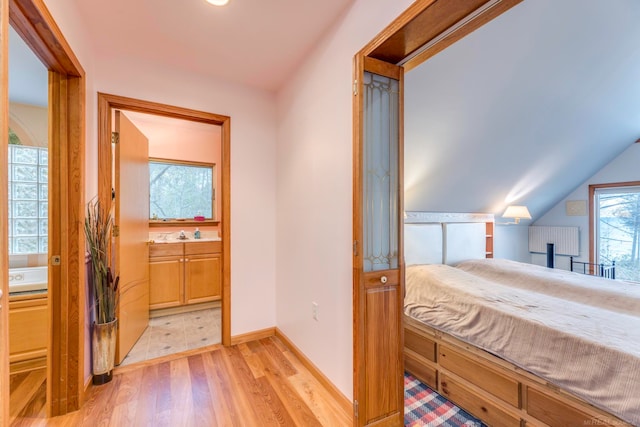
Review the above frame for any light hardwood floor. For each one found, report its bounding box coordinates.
[11,337,352,426]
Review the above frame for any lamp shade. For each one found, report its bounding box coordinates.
[502,205,531,221]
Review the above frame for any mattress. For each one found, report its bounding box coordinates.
[405,264,640,425]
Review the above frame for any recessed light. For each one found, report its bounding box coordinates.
[206,0,229,5]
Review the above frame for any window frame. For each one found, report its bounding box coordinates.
[148,157,217,227]
[589,181,640,281]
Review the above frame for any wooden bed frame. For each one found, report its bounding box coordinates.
[404,315,631,427]
[403,212,632,427]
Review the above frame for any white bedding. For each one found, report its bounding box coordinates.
[405,263,640,425]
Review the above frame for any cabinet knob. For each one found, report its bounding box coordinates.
[380,275,388,284]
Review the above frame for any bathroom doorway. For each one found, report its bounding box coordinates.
[97,94,231,366]
[6,24,50,422]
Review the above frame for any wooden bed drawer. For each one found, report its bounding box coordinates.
[439,345,520,407]
[526,386,613,427]
[440,374,520,427]
[405,328,436,362]
[405,352,437,389]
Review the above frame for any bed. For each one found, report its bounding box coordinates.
[403,212,638,427]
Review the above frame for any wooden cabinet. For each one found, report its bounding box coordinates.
[149,241,221,310]
[9,294,48,372]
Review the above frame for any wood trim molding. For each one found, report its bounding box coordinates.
[275,328,352,417]
[97,93,232,347]
[230,327,275,346]
[9,0,84,76]
[1,1,10,425]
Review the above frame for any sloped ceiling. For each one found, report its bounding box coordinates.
[404,0,640,221]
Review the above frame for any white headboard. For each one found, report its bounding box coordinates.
[404,212,494,265]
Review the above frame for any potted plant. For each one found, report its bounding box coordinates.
[84,198,119,385]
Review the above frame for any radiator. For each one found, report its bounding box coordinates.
[528,226,579,256]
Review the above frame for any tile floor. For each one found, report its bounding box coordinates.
[120,307,221,366]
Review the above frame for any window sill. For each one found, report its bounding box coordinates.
[149,220,220,228]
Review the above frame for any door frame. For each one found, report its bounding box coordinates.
[97,93,231,347]
[1,0,86,421]
[352,0,522,425]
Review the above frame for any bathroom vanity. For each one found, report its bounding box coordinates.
[149,240,221,310]
[9,292,48,373]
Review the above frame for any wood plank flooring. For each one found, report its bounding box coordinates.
[10,368,47,425]
[10,337,352,426]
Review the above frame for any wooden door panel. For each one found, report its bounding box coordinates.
[149,258,183,309]
[185,255,221,304]
[117,279,150,359]
[115,111,150,364]
[364,284,400,423]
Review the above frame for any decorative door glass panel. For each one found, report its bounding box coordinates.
[362,72,399,272]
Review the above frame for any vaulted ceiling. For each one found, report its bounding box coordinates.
[404,0,640,220]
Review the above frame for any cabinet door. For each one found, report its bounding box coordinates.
[149,257,183,309]
[184,255,221,304]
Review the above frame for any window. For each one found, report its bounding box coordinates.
[8,144,48,254]
[149,159,215,220]
[592,182,640,282]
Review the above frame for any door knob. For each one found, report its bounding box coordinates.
[380,276,388,284]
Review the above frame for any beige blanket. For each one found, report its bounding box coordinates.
[456,258,640,316]
[405,264,640,425]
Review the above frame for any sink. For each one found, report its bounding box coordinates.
[149,233,221,244]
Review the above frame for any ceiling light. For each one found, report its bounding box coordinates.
[206,0,229,5]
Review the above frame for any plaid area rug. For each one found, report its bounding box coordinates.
[405,373,485,427]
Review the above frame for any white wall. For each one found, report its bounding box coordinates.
[494,225,530,262]
[275,0,414,400]
[535,143,640,267]
[93,61,279,337]
[46,0,279,379]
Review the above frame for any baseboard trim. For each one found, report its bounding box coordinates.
[9,356,47,374]
[275,328,352,416]
[150,300,221,318]
[230,327,276,345]
[82,376,93,405]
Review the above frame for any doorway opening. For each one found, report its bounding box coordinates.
[97,94,232,364]
[7,23,49,422]
[111,109,225,366]
[352,1,522,425]
[2,0,86,420]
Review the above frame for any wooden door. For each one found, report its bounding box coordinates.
[353,57,404,426]
[114,110,150,364]
[149,257,183,309]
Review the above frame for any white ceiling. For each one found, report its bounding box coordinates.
[404,0,640,220]
[8,26,48,107]
[70,0,355,92]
